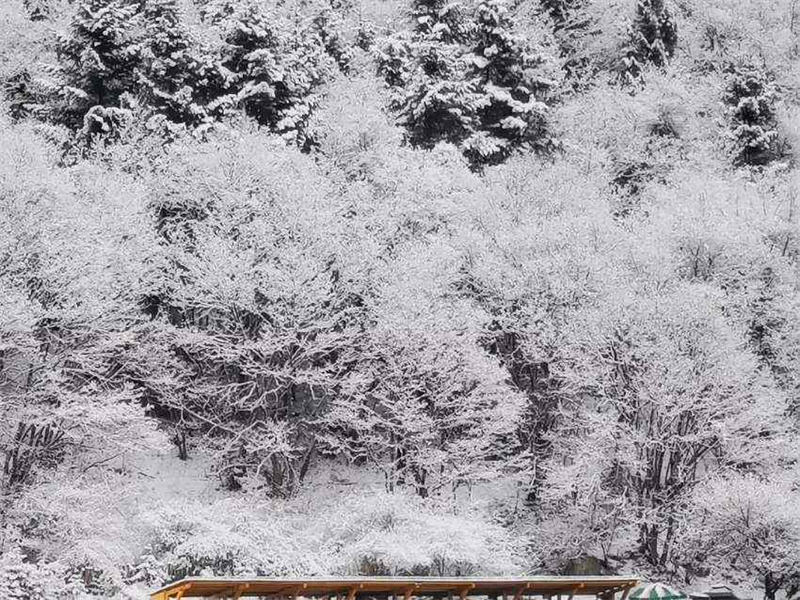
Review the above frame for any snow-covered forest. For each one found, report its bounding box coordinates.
[1,0,799,597]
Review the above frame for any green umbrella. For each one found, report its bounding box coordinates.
[628,584,688,600]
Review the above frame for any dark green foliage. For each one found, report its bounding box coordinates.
[214,1,338,140]
[723,65,782,167]
[80,103,134,140]
[22,0,49,20]
[3,72,35,120]
[356,20,377,51]
[620,0,678,82]
[312,8,354,73]
[394,40,474,149]
[375,35,414,88]
[411,0,474,42]
[377,0,558,168]
[539,0,593,86]
[55,0,141,128]
[540,0,573,27]
[40,0,344,143]
[134,0,225,129]
[465,0,556,164]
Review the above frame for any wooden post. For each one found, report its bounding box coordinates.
[348,585,363,600]
[568,583,584,600]
[233,584,250,600]
[287,584,309,600]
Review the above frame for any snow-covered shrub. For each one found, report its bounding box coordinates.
[307,74,403,180]
[132,498,322,584]
[0,548,90,600]
[313,489,523,575]
[553,73,711,212]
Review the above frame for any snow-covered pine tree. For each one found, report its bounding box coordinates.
[392,39,478,152]
[723,64,782,167]
[463,0,557,165]
[311,7,354,74]
[411,0,473,41]
[620,0,677,82]
[55,0,141,128]
[214,1,338,142]
[378,0,557,168]
[540,0,572,27]
[381,0,477,150]
[539,0,593,85]
[134,0,224,129]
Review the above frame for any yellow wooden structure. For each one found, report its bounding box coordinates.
[151,576,640,600]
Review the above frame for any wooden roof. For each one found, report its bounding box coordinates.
[151,576,640,600]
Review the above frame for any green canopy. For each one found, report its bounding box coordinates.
[629,584,688,600]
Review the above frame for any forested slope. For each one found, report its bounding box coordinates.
[1,0,800,598]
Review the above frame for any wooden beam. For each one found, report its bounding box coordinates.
[150,576,642,600]
[209,583,250,599]
[274,584,309,599]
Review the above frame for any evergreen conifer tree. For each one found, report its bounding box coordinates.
[539,0,592,85]
[723,65,782,166]
[378,0,558,168]
[463,0,557,165]
[56,0,141,128]
[620,0,678,82]
[135,0,224,129]
[540,0,571,27]
[215,1,338,140]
